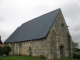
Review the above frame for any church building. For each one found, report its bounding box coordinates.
[5,9,74,60]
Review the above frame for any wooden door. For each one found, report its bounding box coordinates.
[60,46,64,58]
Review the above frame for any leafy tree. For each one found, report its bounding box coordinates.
[74,42,78,48]
[74,42,80,51]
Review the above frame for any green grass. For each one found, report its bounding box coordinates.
[0,56,44,60]
[57,58,79,60]
[0,56,79,60]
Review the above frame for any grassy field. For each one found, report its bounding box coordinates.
[0,56,79,60]
[57,58,78,60]
[0,56,44,60]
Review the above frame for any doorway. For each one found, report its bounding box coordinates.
[60,46,64,58]
[29,47,32,56]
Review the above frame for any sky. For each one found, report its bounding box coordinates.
[0,0,80,47]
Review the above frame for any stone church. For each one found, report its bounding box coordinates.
[5,9,74,60]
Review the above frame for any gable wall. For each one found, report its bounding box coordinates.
[51,10,73,58]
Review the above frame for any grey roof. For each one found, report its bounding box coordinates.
[5,9,60,43]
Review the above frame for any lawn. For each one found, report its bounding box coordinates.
[0,56,79,60]
[57,58,79,60]
[0,56,44,60]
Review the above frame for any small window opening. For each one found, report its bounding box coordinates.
[61,23,64,27]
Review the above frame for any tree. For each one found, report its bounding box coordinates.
[74,42,80,51]
[0,36,2,44]
[74,42,78,48]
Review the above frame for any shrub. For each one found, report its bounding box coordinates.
[40,55,46,59]
[0,46,11,56]
[73,53,80,59]
[0,47,3,55]
[3,46,12,55]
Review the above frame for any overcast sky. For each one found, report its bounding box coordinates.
[0,0,80,47]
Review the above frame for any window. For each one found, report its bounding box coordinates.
[61,23,64,27]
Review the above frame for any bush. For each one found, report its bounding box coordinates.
[3,46,12,55]
[40,55,46,59]
[0,46,11,56]
[73,53,80,59]
[0,47,3,55]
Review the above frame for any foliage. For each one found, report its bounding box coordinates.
[73,42,80,53]
[0,47,3,55]
[0,46,11,55]
[75,48,80,51]
[73,53,80,59]
[40,55,46,59]
[74,42,78,49]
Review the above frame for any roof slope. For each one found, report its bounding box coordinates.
[5,9,60,43]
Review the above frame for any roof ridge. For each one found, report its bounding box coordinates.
[22,8,60,25]
[5,8,60,43]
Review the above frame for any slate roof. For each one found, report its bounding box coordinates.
[5,9,60,43]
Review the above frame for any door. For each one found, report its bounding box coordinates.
[29,47,32,56]
[60,46,64,58]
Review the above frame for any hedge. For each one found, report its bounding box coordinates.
[0,46,11,55]
[73,53,80,59]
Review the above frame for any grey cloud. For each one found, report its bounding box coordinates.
[62,2,80,18]
[73,25,80,32]
[0,17,5,22]
[60,1,80,47]
[0,0,80,48]
[0,30,12,42]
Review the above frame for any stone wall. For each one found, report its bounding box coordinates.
[9,38,50,59]
[51,10,73,59]
[8,10,73,60]
[0,44,4,47]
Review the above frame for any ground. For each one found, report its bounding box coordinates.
[0,56,79,60]
[0,56,44,60]
[57,58,78,60]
